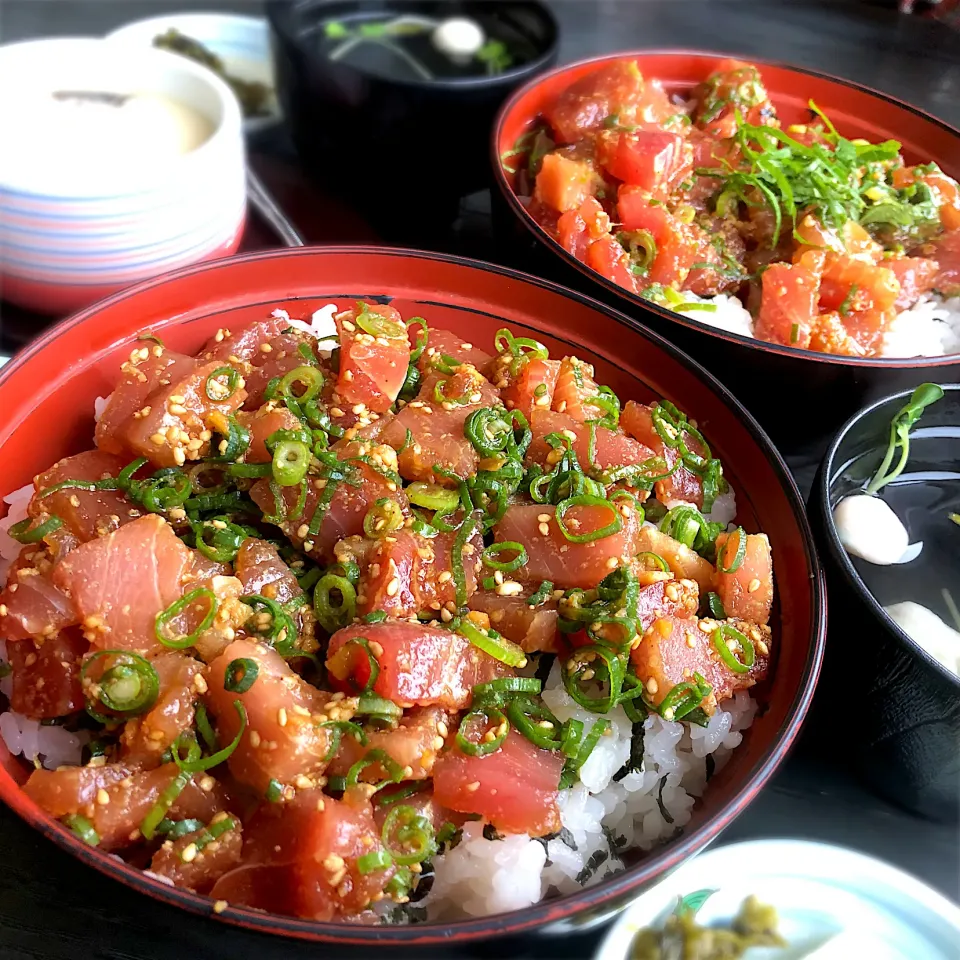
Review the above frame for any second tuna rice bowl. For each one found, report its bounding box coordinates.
[0,294,781,927]
[500,55,960,360]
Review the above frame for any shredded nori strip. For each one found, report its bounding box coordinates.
[575,848,609,885]
[656,775,675,824]
[613,720,646,782]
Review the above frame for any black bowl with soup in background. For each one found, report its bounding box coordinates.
[809,383,960,823]
[267,0,558,245]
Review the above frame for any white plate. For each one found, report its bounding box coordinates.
[594,839,960,960]
[106,12,279,134]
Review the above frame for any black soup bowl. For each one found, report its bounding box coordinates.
[810,383,960,823]
[268,0,558,244]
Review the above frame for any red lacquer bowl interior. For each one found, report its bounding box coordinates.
[493,50,960,368]
[0,248,825,945]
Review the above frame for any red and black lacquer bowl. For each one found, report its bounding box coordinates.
[491,51,960,453]
[0,248,825,946]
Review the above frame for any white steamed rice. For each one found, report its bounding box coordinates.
[685,291,960,357]
[423,661,756,920]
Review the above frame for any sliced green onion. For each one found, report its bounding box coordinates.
[555,495,622,543]
[526,581,554,607]
[174,700,246,773]
[241,594,298,653]
[560,718,584,758]
[451,511,479,610]
[318,719,368,763]
[562,645,626,714]
[381,804,438,865]
[363,498,405,538]
[224,657,258,693]
[313,573,357,634]
[657,673,713,722]
[356,303,406,339]
[192,517,247,563]
[706,592,727,619]
[507,697,561,750]
[80,651,160,722]
[457,619,526,667]
[195,703,218,753]
[346,747,404,792]
[406,482,460,513]
[9,515,63,544]
[265,779,284,802]
[62,813,100,847]
[140,769,193,839]
[456,706,509,756]
[163,818,204,839]
[272,440,311,487]
[636,551,669,573]
[357,850,393,874]
[407,317,429,362]
[472,677,542,703]
[482,541,527,572]
[560,718,610,788]
[330,636,380,693]
[464,407,512,457]
[155,588,218,649]
[356,694,403,721]
[717,527,746,574]
[279,365,324,404]
[713,623,755,674]
[190,814,238,857]
[205,366,241,402]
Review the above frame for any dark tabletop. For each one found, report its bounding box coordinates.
[0,2,958,958]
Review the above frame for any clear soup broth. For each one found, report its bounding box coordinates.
[319,10,537,82]
[832,424,960,631]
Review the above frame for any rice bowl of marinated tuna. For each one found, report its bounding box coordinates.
[0,248,824,944]
[495,53,960,361]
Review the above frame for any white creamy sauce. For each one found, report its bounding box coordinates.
[832,494,914,566]
[0,89,212,172]
[884,601,960,677]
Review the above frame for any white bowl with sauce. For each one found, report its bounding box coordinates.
[595,839,960,960]
[0,37,246,315]
[105,12,280,134]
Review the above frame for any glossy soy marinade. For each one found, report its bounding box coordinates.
[511,57,960,357]
[0,303,775,923]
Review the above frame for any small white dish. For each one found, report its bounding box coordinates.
[106,12,279,134]
[595,839,960,960]
[0,37,246,314]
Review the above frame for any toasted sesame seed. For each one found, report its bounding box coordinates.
[96,788,110,805]
[436,721,448,738]
[181,843,198,863]
[213,900,228,914]
[199,775,215,792]
[757,639,769,656]
[645,677,659,695]
[747,578,762,593]
[538,522,550,536]
[386,578,400,597]
[606,557,619,569]
[277,708,288,727]
[249,730,261,747]
[465,781,480,792]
